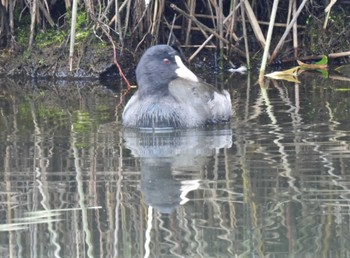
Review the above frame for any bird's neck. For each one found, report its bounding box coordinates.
[138,78,170,98]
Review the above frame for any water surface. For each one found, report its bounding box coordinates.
[0,72,350,257]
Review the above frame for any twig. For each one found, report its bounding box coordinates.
[111,41,131,90]
[167,14,177,45]
[97,21,132,90]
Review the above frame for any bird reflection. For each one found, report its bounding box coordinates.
[123,128,232,214]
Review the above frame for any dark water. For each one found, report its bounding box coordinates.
[0,72,350,258]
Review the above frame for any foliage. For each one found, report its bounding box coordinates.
[67,9,92,42]
[36,29,68,48]
[265,56,329,82]
[12,8,91,48]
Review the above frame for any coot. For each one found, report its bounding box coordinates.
[122,45,232,129]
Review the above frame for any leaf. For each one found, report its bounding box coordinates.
[315,55,328,65]
[265,66,301,83]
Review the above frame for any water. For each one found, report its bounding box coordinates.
[0,72,350,258]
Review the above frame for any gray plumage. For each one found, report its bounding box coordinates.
[122,45,232,129]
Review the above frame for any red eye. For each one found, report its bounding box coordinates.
[163,58,171,64]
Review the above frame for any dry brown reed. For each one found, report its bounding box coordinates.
[0,0,349,75]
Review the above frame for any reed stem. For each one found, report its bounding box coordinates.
[242,0,265,48]
[69,0,79,71]
[9,0,14,47]
[171,3,246,57]
[115,0,124,48]
[28,0,38,49]
[270,0,309,63]
[259,0,279,82]
[185,0,195,45]
[240,0,250,69]
[292,0,298,58]
[188,5,240,61]
[218,0,224,67]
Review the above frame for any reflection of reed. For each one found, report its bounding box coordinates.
[71,129,94,257]
[1,77,350,257]
[157,212,183,258]
[113,132,124,258]
[31,100,62,257]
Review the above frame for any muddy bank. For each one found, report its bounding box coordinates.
[0,43,238,86]
[0,43,137,83]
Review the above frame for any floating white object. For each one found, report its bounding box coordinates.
[228,65,247,74]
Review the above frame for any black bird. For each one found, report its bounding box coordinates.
[122,45,232,129]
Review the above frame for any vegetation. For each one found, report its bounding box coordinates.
[0,1,349,77]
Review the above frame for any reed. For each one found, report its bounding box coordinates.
[240,0,250,69]
[69,0,79,71]
[28,0,38,49]
[269,0,309,63]
[0,0,349,74]
[259,0,279,82]
[292,0,298,58]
